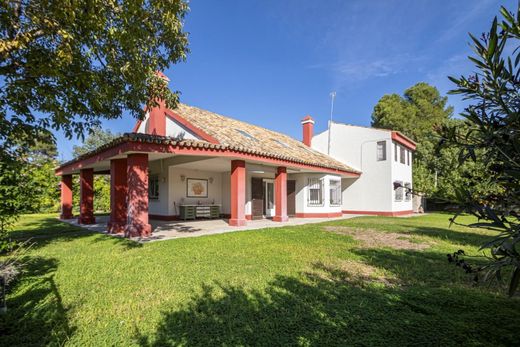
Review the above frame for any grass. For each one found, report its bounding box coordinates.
[1,213,519,346]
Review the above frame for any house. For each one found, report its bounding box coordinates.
[311,121,416,216]
[55,80,415,238]
[56,93,363,237]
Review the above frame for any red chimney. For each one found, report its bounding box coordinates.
[301,115,315,146]
[146,71,170,136]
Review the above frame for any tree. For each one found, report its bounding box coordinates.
[0,1,189,240]
[443,4,520,296]
[72,127,118,212]
[0,0,189,160]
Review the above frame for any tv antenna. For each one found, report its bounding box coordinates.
[327,91,336,155]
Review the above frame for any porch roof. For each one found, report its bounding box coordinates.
[55,132,361,176]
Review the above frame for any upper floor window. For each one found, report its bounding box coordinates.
[394,180,403,201]
[149,174,159,199]
[400,146,406,164]
[377,141,386,161]
[407,150,411,166]
[308,178,323,206]
[394,143,398,161]
[329,179,342,206]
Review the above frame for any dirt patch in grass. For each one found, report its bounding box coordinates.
[323,226,431,250]
[311,260,400,287]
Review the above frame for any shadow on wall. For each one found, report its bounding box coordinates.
[0,256,76,346]
[135,250,520,346]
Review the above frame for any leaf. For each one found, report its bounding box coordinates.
[508,267,520,297]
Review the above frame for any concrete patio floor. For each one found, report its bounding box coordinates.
[61,214,361,243]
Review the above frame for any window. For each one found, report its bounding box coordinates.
[329,179,342,206]
[394,180,403,201]
[407,150,411,166]
[308,178,323,206]
[400,146,406,164]
[236,129,257,141]
[404,182,412,201]
[273,139,289,148]
[377,141,386,161]
[149,174,159,199]
[394,143,398,161]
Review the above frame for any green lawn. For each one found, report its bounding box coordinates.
[1,213,519,346]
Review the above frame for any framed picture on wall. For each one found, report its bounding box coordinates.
[186,178,208,198]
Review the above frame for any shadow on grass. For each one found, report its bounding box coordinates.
[10,215,142,250]
[326,217,495,248]
[136,250,520,346]
[0,256,75,346]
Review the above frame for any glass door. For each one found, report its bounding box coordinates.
[264,179,275,217]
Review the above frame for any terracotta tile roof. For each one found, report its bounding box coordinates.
[171,103,359,174]
[56,103,360,175]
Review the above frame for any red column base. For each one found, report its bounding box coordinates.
[228,218,247,227]
[124,223,152,237]
[78,216,96,224]
[107,222,126,234]
[273,216,289,222]
[60,213,74,220]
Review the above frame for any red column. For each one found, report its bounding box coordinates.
[229,160,247,226]
[108,158,127,234]
[124,153,152,237]
[274,167,289,222]
[60,174,73,219]
[78,168,95,224]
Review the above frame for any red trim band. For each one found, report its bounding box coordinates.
[295,212,343,218]
[56,141,360,177]
[343,210,413,217]
[391,132,416,151]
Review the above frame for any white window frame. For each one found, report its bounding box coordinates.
[329,179,342,206]
[404,182,412,201]
[307,178,324,206]
[400,146,406,164]
[394,180,403,201]
[376,141,386,161]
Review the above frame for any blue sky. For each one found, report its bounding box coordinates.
[56,0,513,161]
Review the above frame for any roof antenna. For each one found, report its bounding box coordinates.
[327,91,336,155]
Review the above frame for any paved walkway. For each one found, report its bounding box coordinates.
[61,215,361,243]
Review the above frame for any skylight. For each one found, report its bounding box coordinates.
[235,129,257,141]
[273,139,289,148]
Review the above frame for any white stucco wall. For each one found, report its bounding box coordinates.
[136,113,199,140]
[293,173,343,215]
[168,167,223,216]
[391,142,413,211]
[313,122,413,213]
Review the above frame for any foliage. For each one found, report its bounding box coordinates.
[72,127,119,157]
[442,4,520,296]
[372,83,499,201]
[372,83,453,196]
[1,213,520,345]
[0,0,189,161]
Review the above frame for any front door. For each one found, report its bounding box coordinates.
[287,180,296,217]
[251,177,264,220]
[264,179,275,217]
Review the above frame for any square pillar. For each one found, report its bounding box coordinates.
[229,160,247,226]
[108,158,127,234]
[60,174,73,219]
[124,153,152,237]
[274,167,289,222]
[78,168,95,224]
